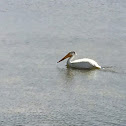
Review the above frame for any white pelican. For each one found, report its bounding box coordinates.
[57,51,101,69]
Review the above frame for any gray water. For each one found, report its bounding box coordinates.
[0,0,126,126]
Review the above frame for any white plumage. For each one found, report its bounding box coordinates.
[57,51,101,69]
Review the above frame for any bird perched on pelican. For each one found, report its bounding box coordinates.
[57,51,101,69]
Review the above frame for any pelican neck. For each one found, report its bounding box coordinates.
[67,55,75,64]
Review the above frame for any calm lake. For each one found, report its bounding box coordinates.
[0,0,126,126]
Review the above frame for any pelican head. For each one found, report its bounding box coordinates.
[57,51,76,63]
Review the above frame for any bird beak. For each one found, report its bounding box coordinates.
[57,53,72,63]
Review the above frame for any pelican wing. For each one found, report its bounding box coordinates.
[71,58,101,69]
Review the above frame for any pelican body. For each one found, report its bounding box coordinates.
[57,51,101,69]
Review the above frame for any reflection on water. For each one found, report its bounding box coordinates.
[57,65,126,86]
[57,67,99,81]
[0,0,126,125]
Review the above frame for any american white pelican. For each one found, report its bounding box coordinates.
[57,51,101,69]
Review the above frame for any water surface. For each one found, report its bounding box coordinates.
[0,0,126,126]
